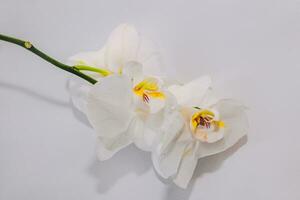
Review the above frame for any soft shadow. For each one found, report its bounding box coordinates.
[163,136,248,200]
[0,80,93,127]
[87,145,152,194]
[0,81,70,108]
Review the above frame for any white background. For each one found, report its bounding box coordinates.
[0,0,299,199]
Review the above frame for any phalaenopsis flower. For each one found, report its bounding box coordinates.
[152,76,248,188]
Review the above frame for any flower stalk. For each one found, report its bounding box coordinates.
[0,33,97,84]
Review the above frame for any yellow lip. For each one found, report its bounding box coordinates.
[133,77,165,103]
[190,109,224,132]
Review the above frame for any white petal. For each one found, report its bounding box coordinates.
[198,88,219,108]
[67,71,105,113]
[151,94,186,178]
[122,61,144,83]
[135,128,157,152]
[160,77,183,87]
[168,76,212,107]
[157,109,185,153]
[173,142,198,189]
[155,140,188,178]
[96,131,132,161]
[137,37,163,76]
[154,128,193,179]
[67,76,91,113]
[133,112,163,151]
[96,105,154,160]
[147,79,171,114]
[131,117,147,151]
[196,99,248,158]
[194,128,225,143]
[88,75,132,106]
[104,24,140,72]
[86,75,134,138]
[151,152,165,177]
[104,24,163,75]
[148,98,165,114]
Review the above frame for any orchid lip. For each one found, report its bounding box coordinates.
[133,77,165,103]
[190,108,225,143]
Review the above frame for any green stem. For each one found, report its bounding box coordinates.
[0,33,97,84]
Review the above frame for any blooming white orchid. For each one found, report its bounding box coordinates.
[68,23,163,112]
[86,64,172,160]
[0,24,250,190]
[152,76,248,188]
[68,24,179,160]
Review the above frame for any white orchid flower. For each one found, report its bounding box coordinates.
[86,62,176,160]
[67,24,180,160]
[68,23,163,112]
[152,76,248,188]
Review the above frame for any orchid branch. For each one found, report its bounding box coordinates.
[0,34,97,84]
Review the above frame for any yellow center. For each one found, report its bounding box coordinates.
[133,77,165,103]
[190,109,225,133]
